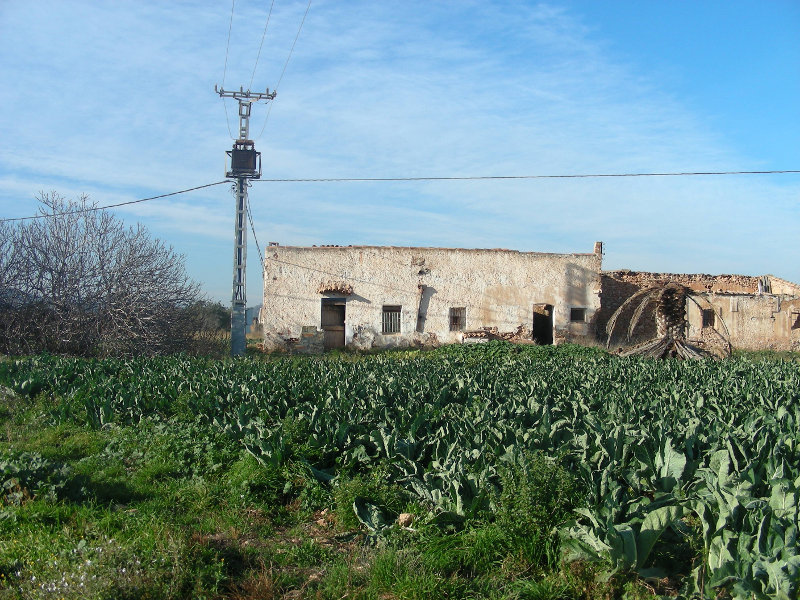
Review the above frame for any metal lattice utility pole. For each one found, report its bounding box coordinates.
[215,85,276,356]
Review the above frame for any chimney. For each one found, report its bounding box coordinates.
[594,241,603,255]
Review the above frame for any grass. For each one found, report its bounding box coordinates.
[0,424,616,599]
[0,352,675,600]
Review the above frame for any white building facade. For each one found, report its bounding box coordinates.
[259,244,603,351]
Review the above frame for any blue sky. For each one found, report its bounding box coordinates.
[1,1,798,304]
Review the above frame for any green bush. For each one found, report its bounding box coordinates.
[0,450,76,505]
[496,452,578,567]
[497,453,577,534]
[225,453,285,506]
[333,468,408,530]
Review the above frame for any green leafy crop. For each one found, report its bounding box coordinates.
[1,342,798,598]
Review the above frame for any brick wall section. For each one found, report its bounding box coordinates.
[293,326,324,354]
[604,271,761,294]
[598,271,800,351]
[598,271,760,346]
[597,274,655,345]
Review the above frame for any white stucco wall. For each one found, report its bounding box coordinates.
[260,245,602,349]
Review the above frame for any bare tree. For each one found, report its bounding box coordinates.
[0,192,220,356]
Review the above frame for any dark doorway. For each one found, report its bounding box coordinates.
[532,304,553,345]
[416,285,436,333]
[321,298,346,349]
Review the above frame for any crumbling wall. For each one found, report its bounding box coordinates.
[257,326,325,354]
[769,276,800,296]
[599,271,800,351]
[598,274,655,346]
[688,294,800,351]
[604,270,761,294]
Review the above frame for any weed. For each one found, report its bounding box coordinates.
[508,575,573,600]
[418,524,508,578]
[285,539,333,567]
[16,423,105,462]
[333,470,407,531]
[226,562,282,600]
[496,452,579,569]
[225,453,286,507]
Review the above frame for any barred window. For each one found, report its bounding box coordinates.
[382,305,401,334]
[449,307,466,331]
[701,308,716,328]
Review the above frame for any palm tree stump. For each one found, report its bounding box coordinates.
[606,282,730,359]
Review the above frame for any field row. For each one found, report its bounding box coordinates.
[1,343,798,598]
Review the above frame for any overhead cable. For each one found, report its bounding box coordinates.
[249,0,276,92]
[257,0,312,139]
[2,169,796,223]
[247,200,264,267]
[253,169,800,183]
[0,181,229,223]
[221,0,236,139]
[221,0,235,88]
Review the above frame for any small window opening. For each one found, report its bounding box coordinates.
[570,307,586,322]
[449,307,466,331]
[791,313,800,330]
[701,308,716,328]
[382,305,401,334]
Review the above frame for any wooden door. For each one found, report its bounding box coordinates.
[321,298,346,349]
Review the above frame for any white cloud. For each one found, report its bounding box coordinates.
[1,0,798,303]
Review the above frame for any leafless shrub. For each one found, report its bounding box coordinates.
[0,192,222,357]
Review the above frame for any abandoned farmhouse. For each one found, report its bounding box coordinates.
[256,242,800,353]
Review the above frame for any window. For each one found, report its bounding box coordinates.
[449,307,466,331]
[701,308,716,328]
[382,305,401,334]
[570,307,586,322]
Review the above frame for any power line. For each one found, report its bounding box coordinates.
[247,200,264,268]
[257,0,312,139]
[222,100,235,140]
[249,0,276,92]
[0,182,229,223]
[221,0,235,88]
[253,169,800,183]
[221,0,236,139]
[3,168,796,224]
[274,0,312,97]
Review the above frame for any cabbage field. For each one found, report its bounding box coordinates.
[1,343,798,599]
